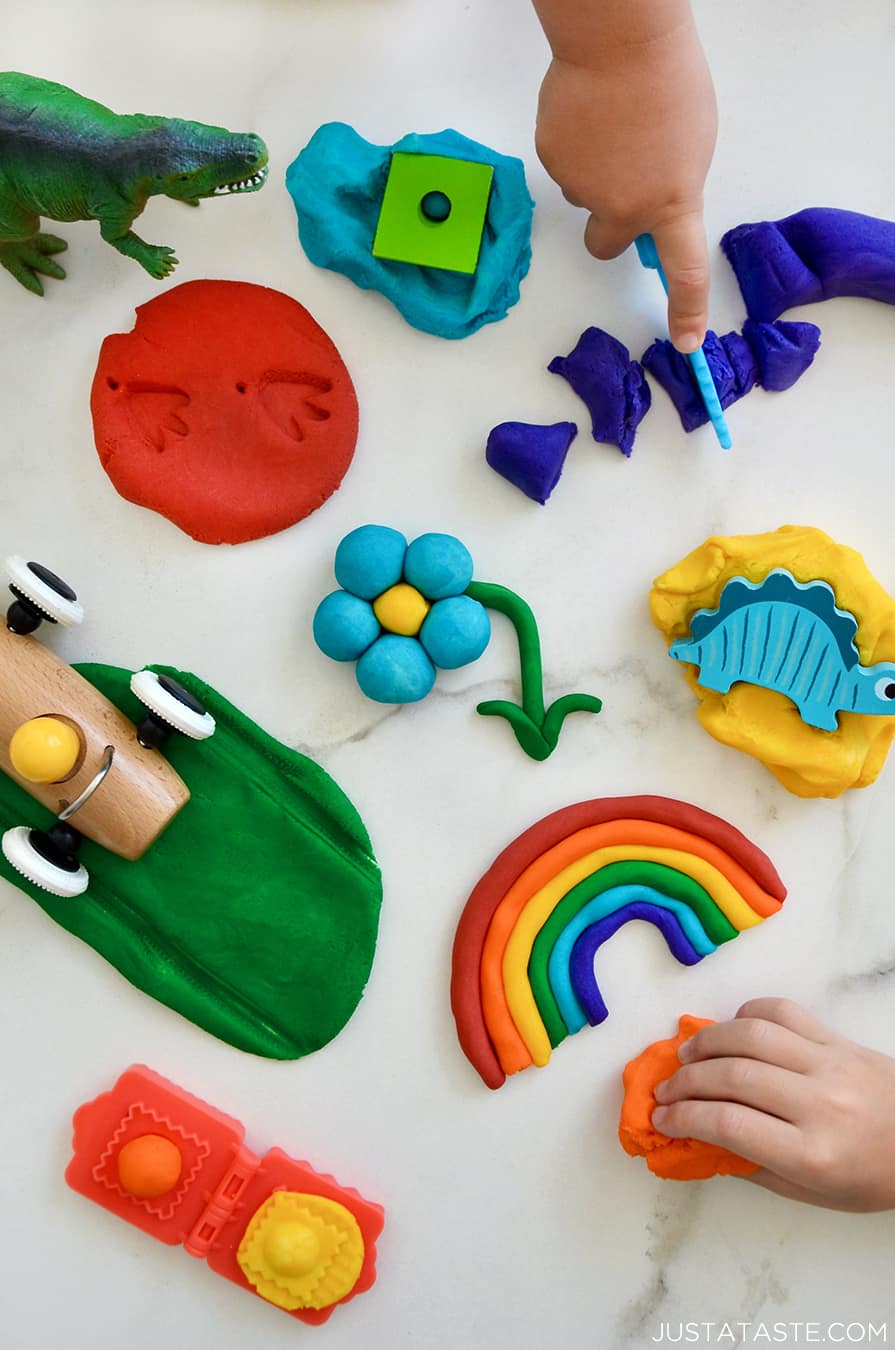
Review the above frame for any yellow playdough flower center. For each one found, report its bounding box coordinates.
[237,1191,364,1311]
[373,583,430,636]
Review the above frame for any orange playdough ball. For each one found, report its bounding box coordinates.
[117,1134,182,1198]
[619,1015,759,1181]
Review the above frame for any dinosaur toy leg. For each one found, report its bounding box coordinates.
[0,196,67,295]
[98,214,179,279]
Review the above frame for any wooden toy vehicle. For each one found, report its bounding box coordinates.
[0,556,215,898]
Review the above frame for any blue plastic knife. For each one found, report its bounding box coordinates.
[635,232,732,450]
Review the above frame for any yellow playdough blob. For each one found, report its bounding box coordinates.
[373,583,430,636]
[651,525,895,798]
[237,1191,364,1312]
[9,716,80,783]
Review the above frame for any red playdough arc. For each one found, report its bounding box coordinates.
[449,796,786,1090]
[91,280,359,545]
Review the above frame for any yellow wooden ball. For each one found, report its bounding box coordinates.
[9,716,81,783]
[373,583,430,636]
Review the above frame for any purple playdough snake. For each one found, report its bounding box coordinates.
[721,208,895,322]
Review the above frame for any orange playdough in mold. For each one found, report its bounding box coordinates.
[117,1133,183,1197]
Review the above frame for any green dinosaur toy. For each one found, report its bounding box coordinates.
[0,72,268,294]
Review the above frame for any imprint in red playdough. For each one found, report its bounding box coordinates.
[91,280,359,545]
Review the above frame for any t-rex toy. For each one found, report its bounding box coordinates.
[0,71,268,294]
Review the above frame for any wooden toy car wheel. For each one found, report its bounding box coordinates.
[130,670,216,747]
[4,555,84,633]
[2,825,89,897]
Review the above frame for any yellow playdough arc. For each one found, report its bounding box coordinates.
[499,845,754,1074]
[479,820,773,1078]
[499,842,761,1074]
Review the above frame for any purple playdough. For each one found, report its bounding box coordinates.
[722,208,895,322]
[485,421,578,504]
[569,902,705,1026]
[642,320,821,433]
[548,327,651,458]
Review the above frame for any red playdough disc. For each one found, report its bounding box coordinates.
[91,280,359,545]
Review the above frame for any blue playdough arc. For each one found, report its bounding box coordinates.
[285,123,534,340]
[547,883,717,1035]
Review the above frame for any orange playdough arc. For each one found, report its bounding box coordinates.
[619,1015,759,1180]
[479,820,781,1075]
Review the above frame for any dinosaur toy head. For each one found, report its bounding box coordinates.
[852,663,895,716]
[155,122,269,203]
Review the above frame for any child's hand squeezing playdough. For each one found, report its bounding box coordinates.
[652,999,895,1212]
[532,0,717,353]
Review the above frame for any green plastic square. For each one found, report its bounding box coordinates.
[372,153,494,275]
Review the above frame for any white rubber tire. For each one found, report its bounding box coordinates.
[130,670,216,740]
[2,826,89,897]
[4,555,84,627]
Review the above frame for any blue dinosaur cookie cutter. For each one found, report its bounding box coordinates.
[669,569,895,731]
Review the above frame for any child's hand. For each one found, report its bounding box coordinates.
[652,998,895,1211]
[534,12,717,352]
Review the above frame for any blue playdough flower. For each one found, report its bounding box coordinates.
[313,526,492,703]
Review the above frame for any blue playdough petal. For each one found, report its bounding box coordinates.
[313,591,381,661]
[356,635,436,703]
[420,596,491,669]
[334,524,407,600]
[404,532,474,600]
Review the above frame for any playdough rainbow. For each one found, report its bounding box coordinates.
[450,796,786,1089]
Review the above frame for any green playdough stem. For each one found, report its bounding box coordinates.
[0,664,382,1060]
[465,581,602,761]
[529,860,738,1047]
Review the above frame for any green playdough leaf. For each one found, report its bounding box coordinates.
[0,665,382,1061]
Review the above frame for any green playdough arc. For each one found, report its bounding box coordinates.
[0,665,382,1060]
[528,860,737,1047]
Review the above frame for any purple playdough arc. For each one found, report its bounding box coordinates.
[569,901,705,1026]
[721,208,895,322]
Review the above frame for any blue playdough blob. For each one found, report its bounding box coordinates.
[285,123,535,340]
[404,532,474,599]
[356,635,436,703]
[420,596,491,669]
[334,524,407,599]
[314,591,380,661]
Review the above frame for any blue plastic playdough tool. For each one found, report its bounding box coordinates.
[635,233,732,450]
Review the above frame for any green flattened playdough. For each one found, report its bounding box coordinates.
[0,664,382,1060]
[528,860,737,1048]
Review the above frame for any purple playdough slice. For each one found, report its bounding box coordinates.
[642,320,821,432]
[548,327,651,457]
[721,208,895,322]
[485,421,578,504]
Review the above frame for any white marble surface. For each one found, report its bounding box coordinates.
[2,1,895,1345]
